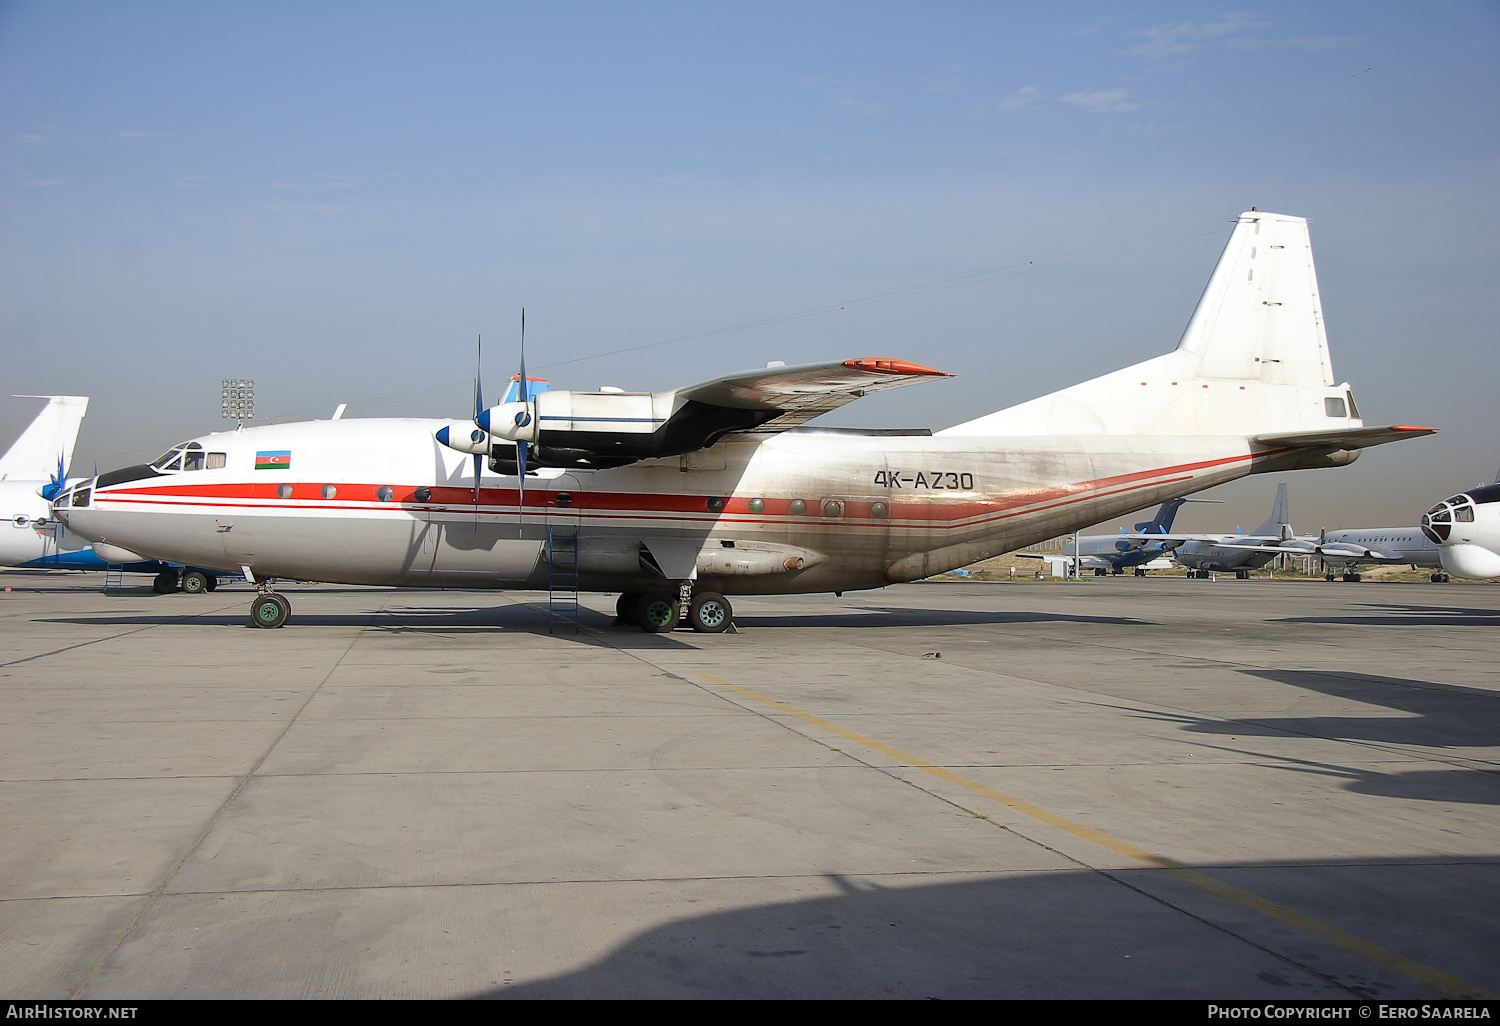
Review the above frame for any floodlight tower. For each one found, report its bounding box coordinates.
[222,379,255,424]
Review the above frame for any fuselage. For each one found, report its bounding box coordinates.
[1320,527,1439,569]
[1064,535,1177,571]
[1172,535,1286,573]
[55,418,1309,595]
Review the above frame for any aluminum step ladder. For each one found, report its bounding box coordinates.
[103,563,124,592]
[546,527,580,634]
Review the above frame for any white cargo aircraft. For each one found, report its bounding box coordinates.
[1420,481,1500,580]
[54,210,1434,630]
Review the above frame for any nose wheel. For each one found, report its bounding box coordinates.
[250,591,291,629]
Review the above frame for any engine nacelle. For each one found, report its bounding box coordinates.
[475,402,537,442]
[434,424,491,455]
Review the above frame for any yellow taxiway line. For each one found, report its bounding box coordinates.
[699,674,1494,1001]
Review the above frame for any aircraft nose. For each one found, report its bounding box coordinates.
[1421,503,1450,544]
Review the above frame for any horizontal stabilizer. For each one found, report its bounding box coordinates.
[1253,425,1435,451]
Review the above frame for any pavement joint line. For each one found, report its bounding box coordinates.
[588,628,1368,997]
[777,623,1500,775]
[697,673,1497,1001]
[67,592,394,999]
[0,598,244,669]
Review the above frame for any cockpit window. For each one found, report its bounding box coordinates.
[1324,397,1348,418]
[150,442,211,473]
[1345,391,1360,419]
[1456,506,1475,522]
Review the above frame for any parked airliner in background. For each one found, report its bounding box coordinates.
[0,396,227,593]
[1421,477,1500,580]
[1313,526,1442,582]
[54,210,1433,630]
[1167,482,1297,579]
[1028,497,1210,576]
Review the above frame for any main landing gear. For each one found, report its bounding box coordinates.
[616,589,734,634]
[151,569,222,594]
[250,589,291,629]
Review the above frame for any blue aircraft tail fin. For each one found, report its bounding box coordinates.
[1133,498,1187,535]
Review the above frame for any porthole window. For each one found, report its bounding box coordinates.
[706,496,725,513]
[555,492,572,508]
[414,487,432,502]
[277,484,293,499]
[789,499,806,515]
[870,501,888,519]
[748,498,765,514]
[321,485,337,499]
[823,500,843,518]
[13,515,28,527]
[376,486,395,502]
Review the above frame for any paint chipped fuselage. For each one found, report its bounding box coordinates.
[56,416,1336,596]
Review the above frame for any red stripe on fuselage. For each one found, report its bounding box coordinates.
[92,447,1288,529]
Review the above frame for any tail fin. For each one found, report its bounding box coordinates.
[1134,498,1187,534]
[0,396,89,482]
[1249,482,1293,540]
[939,211,1356,439]
[1176,213,1334,387]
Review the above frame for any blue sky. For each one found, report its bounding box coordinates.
[2,2,1497,529]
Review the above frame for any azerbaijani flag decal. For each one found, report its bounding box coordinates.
[255,450,291,470]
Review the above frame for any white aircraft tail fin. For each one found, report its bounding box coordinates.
[939,211,1355,439]
[1175,213,1334,388]
[1249,481,1293,540]
[0,396,89,482]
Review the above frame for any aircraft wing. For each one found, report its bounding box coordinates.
[1253,425,1435,451]
[679,358,952,433]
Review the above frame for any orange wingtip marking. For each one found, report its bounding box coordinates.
[842,358,952,376]
[1389,425,1435,431]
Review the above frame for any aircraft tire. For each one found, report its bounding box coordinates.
[181,571,209,594]
[635,593,680,633]
[250,593,291,629]
[688,592,732,633]
[152,571,179,594]
[615,592,640,626]
[205,575,219,591]
[1133,567,1146,577]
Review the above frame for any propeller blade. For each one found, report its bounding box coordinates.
[473,335,484,505]
[516,309,528,532]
